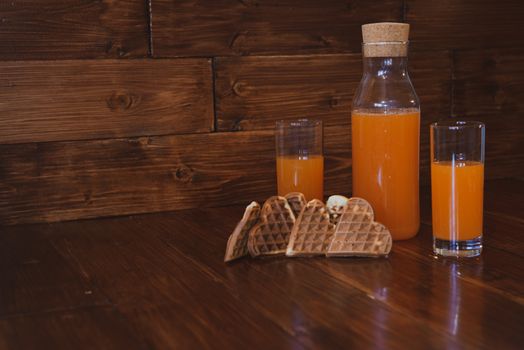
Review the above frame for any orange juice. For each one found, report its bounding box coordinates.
[276,155,324,200]
[352,110,420,240]
[431,161,484,241]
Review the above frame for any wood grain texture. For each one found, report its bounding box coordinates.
[11,206,457,348]
[453,48,524,178]
[314,235,524,349]
[0,59,214,144]
[0,224,109,316]
[0,0,149,60]
[215,51,450,131]
[406,0,524,50]
[0,307,146,349]
[483,178,524,222]
[0,179,523,349]
[1,0,522,226]
[215,54,358,131]
[400,226,524,302]
[47,219,304,349]
[138,210,458,349]
[151,0,402,57]
[0,127,350,225]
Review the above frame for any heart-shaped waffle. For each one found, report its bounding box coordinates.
[285,192,307,218]
[326,195,350,225]
[327,197,392,257]
[248,196,296,257]
[286,199,336,257]
[224,202,261,262]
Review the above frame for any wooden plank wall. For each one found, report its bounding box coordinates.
[1,0,523,225]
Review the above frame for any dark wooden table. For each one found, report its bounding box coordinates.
[1,179,523,349]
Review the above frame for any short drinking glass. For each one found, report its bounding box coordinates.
[275,119,324,201]
[430,121,485,257]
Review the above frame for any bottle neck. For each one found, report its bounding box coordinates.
[362,56,409,78]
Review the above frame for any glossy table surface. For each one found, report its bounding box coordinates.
[1,179,523,349]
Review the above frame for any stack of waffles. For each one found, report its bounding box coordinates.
[224,192,392,262]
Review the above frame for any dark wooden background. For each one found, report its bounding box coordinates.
[1,0,523,225]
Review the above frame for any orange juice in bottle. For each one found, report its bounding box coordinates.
[352,110,420,239]
[351,23,420,240]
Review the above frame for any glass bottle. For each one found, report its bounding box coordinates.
[351,23,420,240]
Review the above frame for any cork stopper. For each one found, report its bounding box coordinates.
[361,22,410,57]
[362,22,410,43]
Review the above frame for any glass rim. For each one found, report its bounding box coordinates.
[275,118,322,128]
[431,120,485,130]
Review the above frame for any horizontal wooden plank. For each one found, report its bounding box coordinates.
[0,0,148,59]
[406,0,524,50]
[453,48,524,178]
[0,59,214,144]
[0,127,350,225]
[151,0,402,57]
[215,52,451,131]
[215,54,358,131]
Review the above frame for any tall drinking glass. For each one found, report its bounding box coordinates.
[430,121,485,257]
[275,119,324,201]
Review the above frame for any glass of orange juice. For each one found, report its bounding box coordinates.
[275,119,324,201]
[430,121,485,257]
